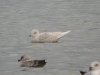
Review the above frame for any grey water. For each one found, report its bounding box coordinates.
[0,0,100,75]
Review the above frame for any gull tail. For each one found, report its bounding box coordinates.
[57,30,71,40]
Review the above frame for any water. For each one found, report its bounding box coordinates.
[0,0,100,75]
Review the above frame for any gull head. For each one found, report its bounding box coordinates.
[89,61,100,71]
[29,29,39,37]
[18,54,32,62]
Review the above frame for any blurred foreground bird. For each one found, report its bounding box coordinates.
[80,61,100,75]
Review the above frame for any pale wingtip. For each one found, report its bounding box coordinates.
[65,30,71,34]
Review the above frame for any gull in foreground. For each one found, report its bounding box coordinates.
[80,61,100,75]
[18,55,47,68]
[29,29,71,43]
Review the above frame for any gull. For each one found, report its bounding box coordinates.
[80,61,100,75]
[18,54,47,68]
[29,29,71,43]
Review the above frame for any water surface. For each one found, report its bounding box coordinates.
[0,0,100,75]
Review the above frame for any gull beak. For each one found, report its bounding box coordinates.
[29,35,32,37]
[18,59,21,62]
[89,67,92,71]
[18,56,23,62]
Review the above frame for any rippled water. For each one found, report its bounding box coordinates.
[0,0,100,75]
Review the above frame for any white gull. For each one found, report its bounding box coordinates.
[30,29,71,43]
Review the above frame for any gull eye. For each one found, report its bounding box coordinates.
[34,32,37,34]
[95,63,99,67]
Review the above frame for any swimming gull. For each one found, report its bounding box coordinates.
[29,29,71,43]
[18,54,47,68]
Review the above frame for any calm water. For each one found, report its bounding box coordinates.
[0,0,100,75]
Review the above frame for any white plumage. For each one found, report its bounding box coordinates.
[30,29,71,43]
[80,61,100,75]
